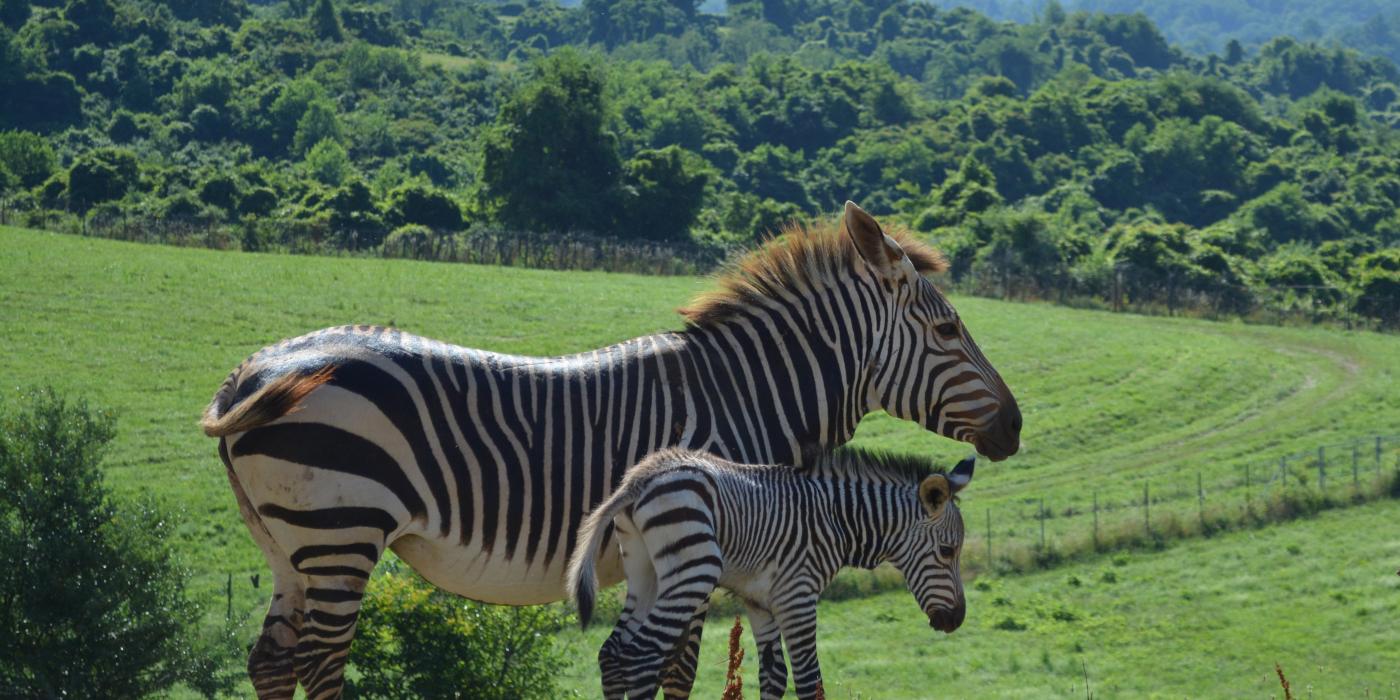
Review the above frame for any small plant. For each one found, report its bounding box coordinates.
[1275,662,1294,700]
[993,616,1028,631]
[722,616,745,700]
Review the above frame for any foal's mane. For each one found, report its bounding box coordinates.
[808,445,949,485]
[678,220,947,328]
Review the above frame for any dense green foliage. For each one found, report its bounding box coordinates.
[933,0,1400,67]
[347,564,563,699]
[1,0,1398,324]
[0,388,238,699]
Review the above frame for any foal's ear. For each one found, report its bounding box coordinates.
[948,455,975,495]
[843,201,910,278]
[918,474,951,518]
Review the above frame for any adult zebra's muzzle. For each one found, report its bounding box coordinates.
[974,396,1021,462]
[928,600,966,633]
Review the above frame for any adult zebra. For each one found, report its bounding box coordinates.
[203,202,1020,699]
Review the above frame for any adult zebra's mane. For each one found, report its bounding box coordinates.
[678,220,948,329]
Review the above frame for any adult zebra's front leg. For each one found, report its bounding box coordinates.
[658,597,709,698]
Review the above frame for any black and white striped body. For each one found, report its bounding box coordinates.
[206,202,1020,699]
[569,448,972,699]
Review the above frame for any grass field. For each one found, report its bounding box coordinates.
[557,499,1400,698]
[3,226,1399,696]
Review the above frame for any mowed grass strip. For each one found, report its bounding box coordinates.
[555,498,1400,698]
[2,226,1398,640]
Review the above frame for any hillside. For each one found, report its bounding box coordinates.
[2,0,1400,328]
[556,498,1400,697]
[929,0,1400,65]
[4,225,1398,622]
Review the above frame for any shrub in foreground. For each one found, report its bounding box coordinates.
[0,389,238,698]
[346,564,564,700]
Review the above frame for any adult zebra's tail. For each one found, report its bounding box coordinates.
[200,367,334,437]
[567,483,638,629]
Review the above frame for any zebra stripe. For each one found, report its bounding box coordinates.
[205,202,1019,699]
[569,448,973,700]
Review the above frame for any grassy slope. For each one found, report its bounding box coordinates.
[3,227,1399,693]
[556,499,1400,698]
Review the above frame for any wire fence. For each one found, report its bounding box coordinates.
[0,207,733,276]
[3,201,1393,326]
[963,433,1400,574]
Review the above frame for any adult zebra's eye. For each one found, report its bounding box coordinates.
[934,322,958,338]
[939,545,956,558]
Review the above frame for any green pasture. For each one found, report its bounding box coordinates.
[3,226,1399,696]
[557,499,1400,698]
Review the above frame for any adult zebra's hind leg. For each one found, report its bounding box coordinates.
[659,598,710,698]
[293,565,376,700]
[223,450,302,699]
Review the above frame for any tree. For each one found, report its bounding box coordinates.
[387,180,462,230]
[306,138,351,186]
[0,389,239,698]
[0,0,30,31]
[0,131,56,188]
[67,148,138,212]
[1353,249,1400,327]
[617,146,707,242]
[480,50,622,234]
[309,0,343,41]
[292,99,343,156]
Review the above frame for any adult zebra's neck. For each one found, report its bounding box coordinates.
[674,272,883,465]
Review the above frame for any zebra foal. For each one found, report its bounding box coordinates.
[568,448,974,699]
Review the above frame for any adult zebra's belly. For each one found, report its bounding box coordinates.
[391,532,627,605]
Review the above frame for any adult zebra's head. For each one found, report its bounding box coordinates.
[892,455,974,634]
[843,202,1021,461]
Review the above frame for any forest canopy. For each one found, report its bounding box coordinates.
[0,0,1398,326]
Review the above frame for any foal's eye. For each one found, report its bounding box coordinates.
[934,322,958,338]
[939,545,956,558]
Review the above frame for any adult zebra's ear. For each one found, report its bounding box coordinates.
[843,200,909,278]
[918,474,952,519]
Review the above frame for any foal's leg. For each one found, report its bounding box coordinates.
[600,516,661,699]
[774,591,824,700]
[745,603,788,700]
[659,597,709,698]
[624,524,722,699]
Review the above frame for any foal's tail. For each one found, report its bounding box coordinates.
[567,485,638,628]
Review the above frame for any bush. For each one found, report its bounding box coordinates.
[345,565,563,700]
[0,389,238,699]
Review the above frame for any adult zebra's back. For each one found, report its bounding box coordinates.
[206,202,1021,699]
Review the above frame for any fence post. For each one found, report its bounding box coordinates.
[226,572,233,622]
[1143,483,1150,535]
[1092,491,1099,550]
[1353,445,1360,489]
[1197,471,1205,526]
[1039,498,1046,550]
[1281,456,1288,484]
[1245,463,1251,508]
[1378,436,1385,472]
[986,508,992,564]
[1318,447,1326,489]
